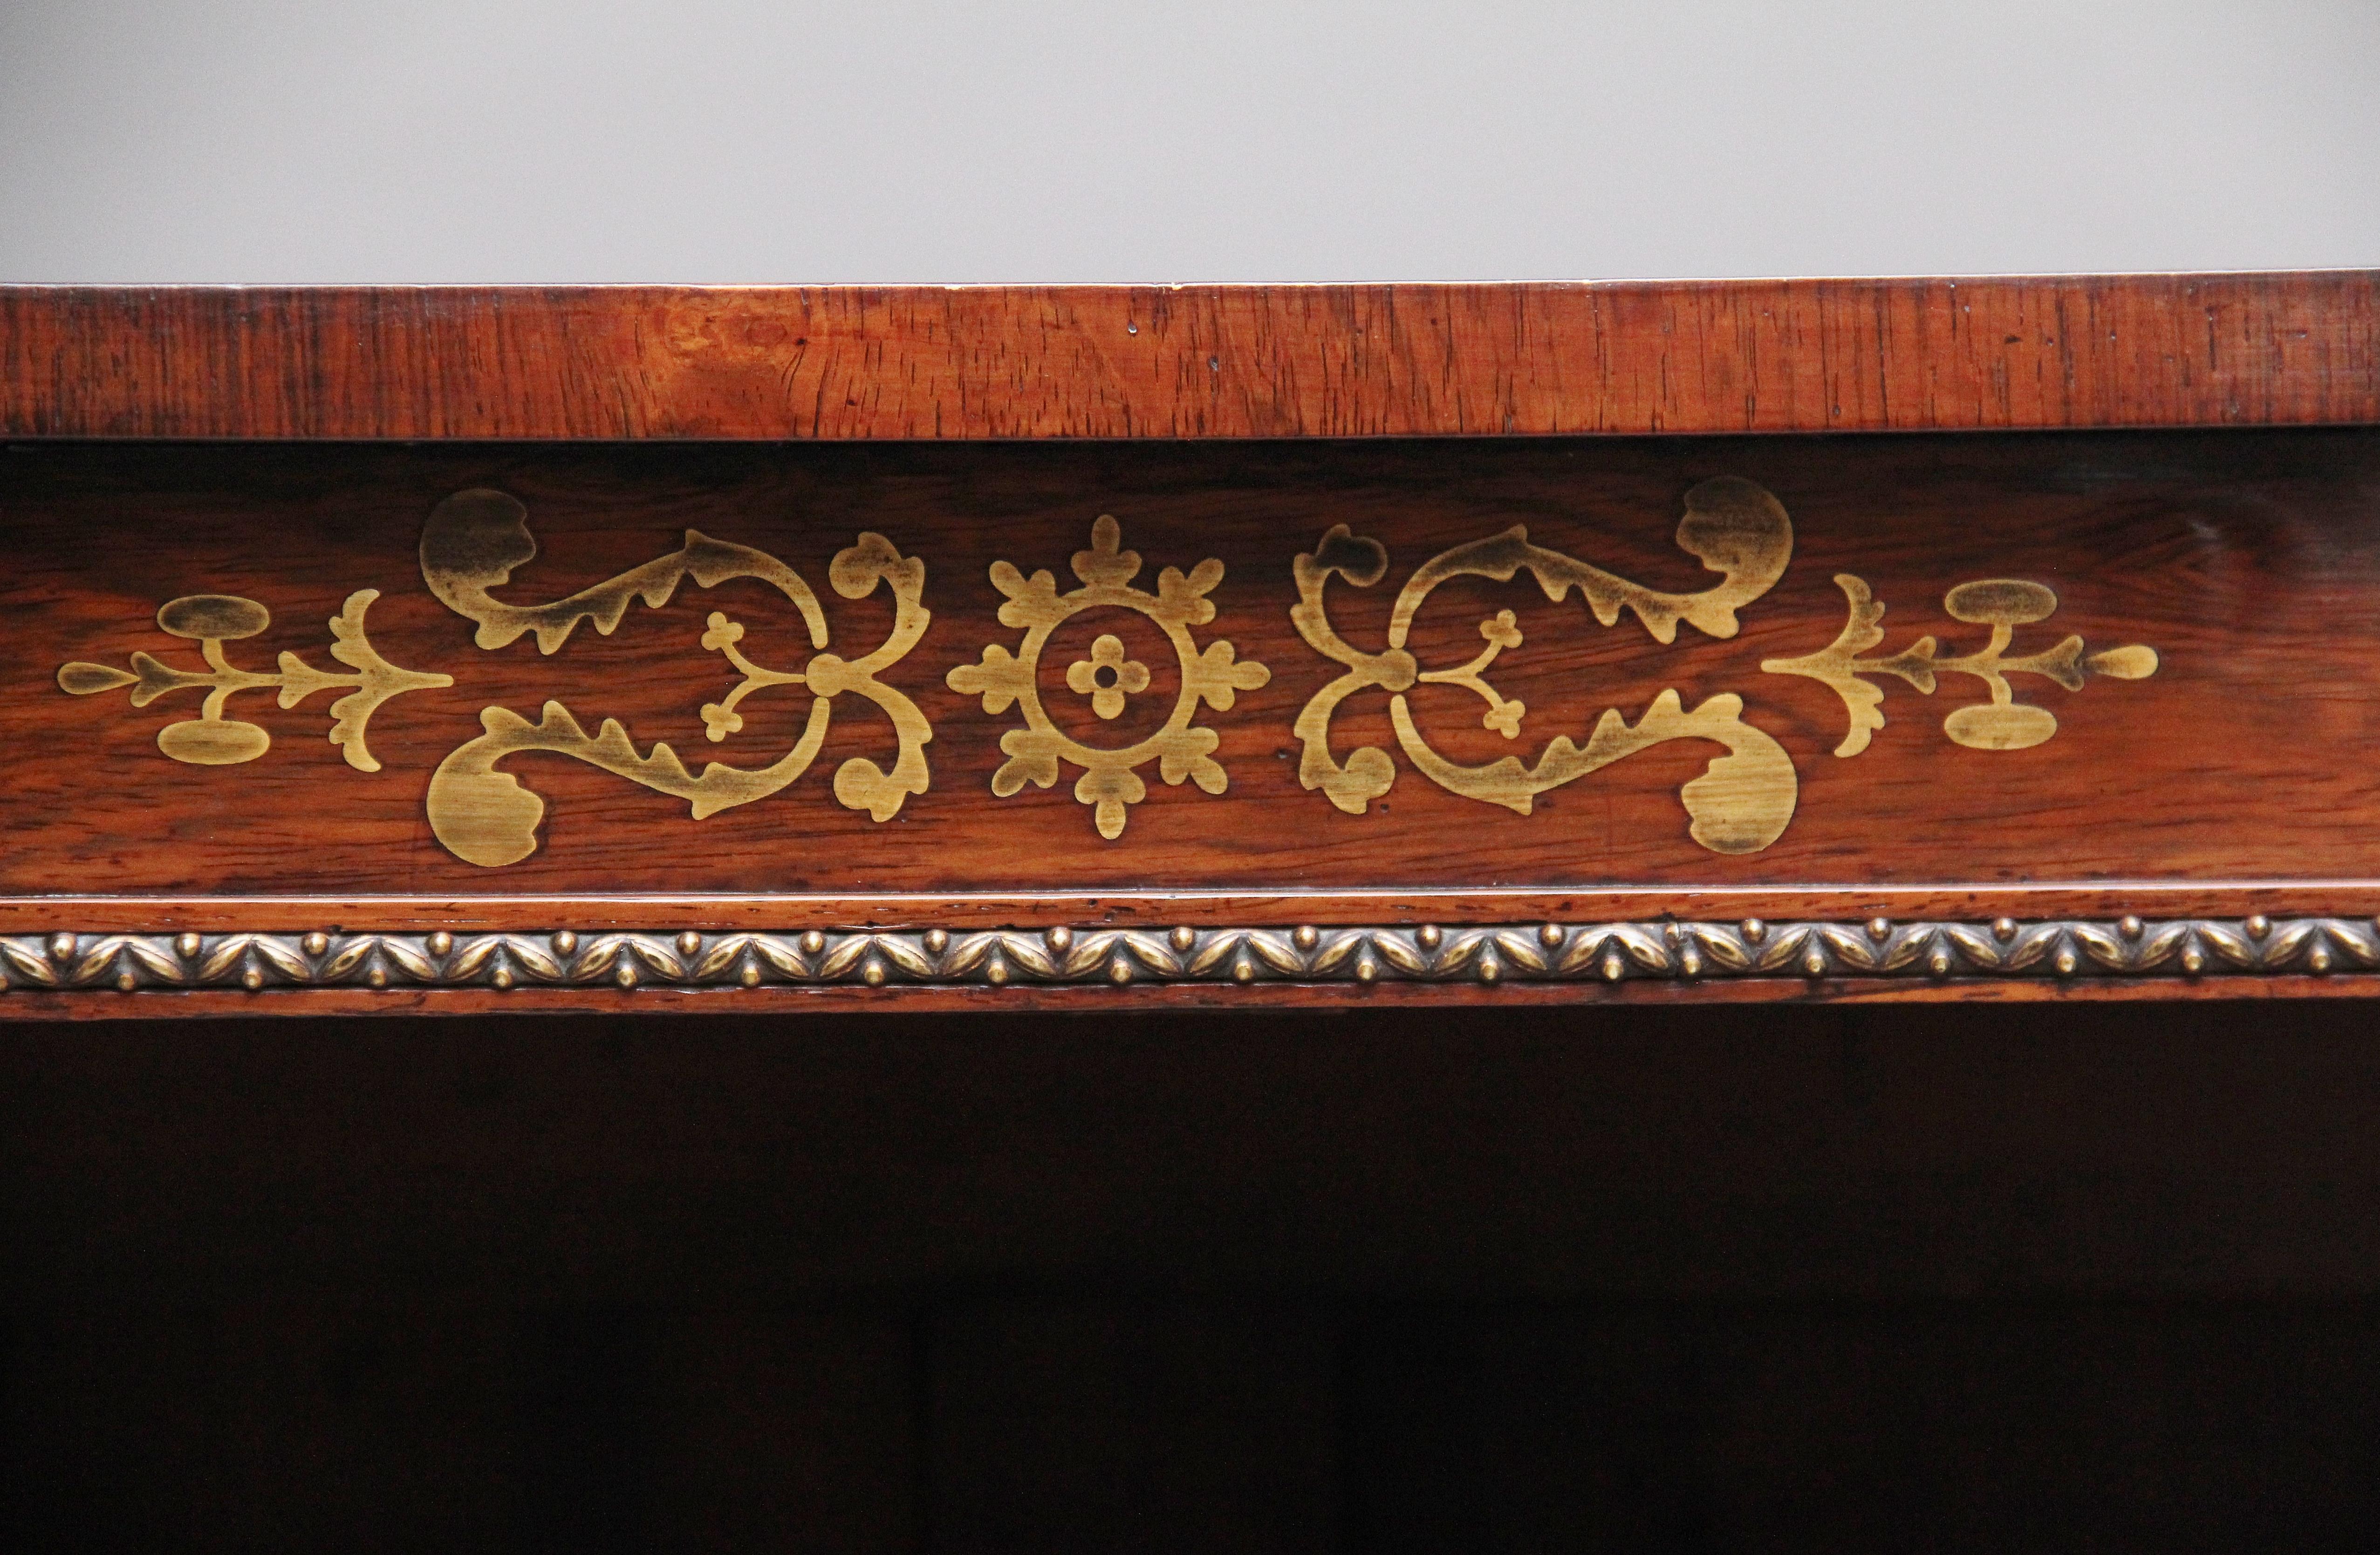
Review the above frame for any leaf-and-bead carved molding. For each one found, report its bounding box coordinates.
[10,917,2370,998]
[417,489,933,866]
[50,477,2162,866]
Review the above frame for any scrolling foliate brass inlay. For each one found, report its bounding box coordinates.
[1763,574,2160,756]
[419,489,933,867]
[949,515,1270,839]
[1289,477,1801,854]
[48,475,2174,870]
[57,590,451,771]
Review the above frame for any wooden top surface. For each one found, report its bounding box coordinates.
[4,273,2373,441]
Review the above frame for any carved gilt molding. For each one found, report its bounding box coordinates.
[6,917,2369,996]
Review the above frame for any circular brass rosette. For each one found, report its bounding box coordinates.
[949,514,1269,839]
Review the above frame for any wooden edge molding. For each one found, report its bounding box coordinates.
[7,885,2375,934]
[3,916,2369,1013]
[4,274,2374,440]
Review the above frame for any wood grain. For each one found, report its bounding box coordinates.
[4,274,2374,441]
[4,885,2373,935]
[15,1004,2380,1543]
[19,1002,2380,1300]
[5,432,2373,916]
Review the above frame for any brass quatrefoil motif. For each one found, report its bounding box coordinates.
[419,489,933,867]
[1289,477,1802,855]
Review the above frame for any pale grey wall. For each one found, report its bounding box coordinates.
[2,0,2375,281]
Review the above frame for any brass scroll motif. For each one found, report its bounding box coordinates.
[949,514,1270,839]
[57,590,451,771]
[419,489,932,867]
[1763,575,2160,756]
[1289,477,1801,855]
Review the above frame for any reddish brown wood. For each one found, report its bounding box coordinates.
[9,284,2379,1009]
[16,1002,2380,1542]
[1,883,2371,935]
[4,433,2371,921]
[18,275,2380,1523]
[4,274,2374,442]
[19,1001,2380,1303]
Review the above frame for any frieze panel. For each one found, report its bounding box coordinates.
[9,430,2371,1003]
[52,474,2164,864]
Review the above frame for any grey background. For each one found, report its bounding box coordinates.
[2,0,2376,282]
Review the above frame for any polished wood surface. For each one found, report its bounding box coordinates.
[8,278,2377,1009]
[4,433,2370,910]
[14,279,2378,1535]
[10,1003,2380,1546]
[4,273,2374,441]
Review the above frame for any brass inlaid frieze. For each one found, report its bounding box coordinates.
[1288,477,1800,853]
[57,589,451,771]
[1763,574,2160,756]
[418,489,933,866]
[49,479,2173,867]
[948,514,1270,839]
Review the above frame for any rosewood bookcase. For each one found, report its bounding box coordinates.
[8,276,2380,1543]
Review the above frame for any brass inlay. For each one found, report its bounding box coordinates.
[948,514,1270,839]
[1066,634,1149,721]
[1763,574,2160,756]
[1289,477,1800,855]
[56,481,2174,866]
[419,489,932,867]
[57,590,451,771]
